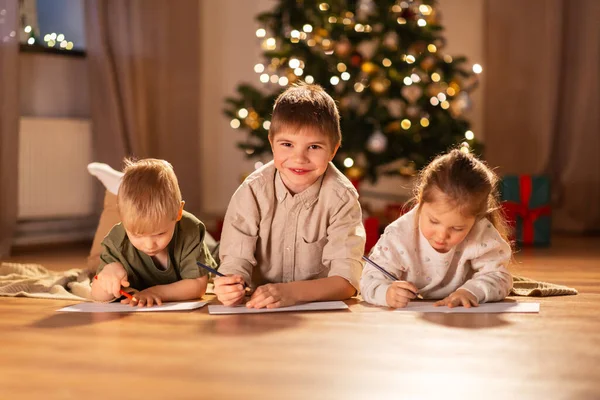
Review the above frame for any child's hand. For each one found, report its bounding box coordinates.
[124,287,162,307]
[214,275,246,306]
[385,281,420,308]
[95,262,129,298]
[434,289,479,308]
[246,283,295,309]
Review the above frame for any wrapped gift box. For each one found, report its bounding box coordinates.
[501,175,551,246]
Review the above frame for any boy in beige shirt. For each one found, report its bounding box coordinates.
[215,83,366,309]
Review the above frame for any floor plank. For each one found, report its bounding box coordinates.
[1,236,599,399]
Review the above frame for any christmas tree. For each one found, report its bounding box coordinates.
[224,0,482,182]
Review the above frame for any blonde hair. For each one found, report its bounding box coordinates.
[269,82,341,147]
[117,158,182,234]
[411,145,510,242]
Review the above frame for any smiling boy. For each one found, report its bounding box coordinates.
[215,83,366,309]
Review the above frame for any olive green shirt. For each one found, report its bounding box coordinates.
[97,211,216,291]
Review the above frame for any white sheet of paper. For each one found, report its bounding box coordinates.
[57,301,207,313]
[208,300,348,315]
[394,301,540,314]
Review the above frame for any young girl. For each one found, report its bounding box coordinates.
[360,144,512,309]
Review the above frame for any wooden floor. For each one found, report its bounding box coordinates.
[1,237,599,399]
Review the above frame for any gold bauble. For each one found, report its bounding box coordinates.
[370,77,390,94]
[345,166,364,180]
[384,120,402,133]
[420,56,436,71]
[399,162,417,176]
[449,81,461,94]
[361,61,378,75]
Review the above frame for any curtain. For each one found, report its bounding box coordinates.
[84,0,203,215]
[0,0,19,257]
[484,0,600,232]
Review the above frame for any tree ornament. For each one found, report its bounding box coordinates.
[370,77,390,94]
[383,32,399,50]
[451,91,472,114]
[345,166,365,180]
[420,56,436,71]
[400,7,416,20]
[357,39,378,59]
[366,130,388,153]
[385,99,404,118]
[401,85,423,103]
[399,161,417,176]
[335,38,352,57]
[316,28,328,38]
[361,61,378,75]
[350,51,364,67]
[356,0,376,20]
[321,39,334,52]
[385,120,402,133]
[406,105,420,118]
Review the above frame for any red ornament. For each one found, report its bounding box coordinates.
[401,8,415,20]
[350,51,363,67]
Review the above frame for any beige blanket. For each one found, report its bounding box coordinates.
[0,262,93,301]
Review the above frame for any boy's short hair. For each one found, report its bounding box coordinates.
[269,83,341,147]
[117,158,182,234]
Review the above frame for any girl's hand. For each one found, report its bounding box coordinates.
[246,283,295,309]
[214,275,246,306]
[385,281,420,308]
[95,262,129,298]
[123,287,162,307]
[434,289,479,308]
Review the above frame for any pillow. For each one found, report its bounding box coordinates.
[87,191,120,270]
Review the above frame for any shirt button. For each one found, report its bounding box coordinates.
[286,247,291,251]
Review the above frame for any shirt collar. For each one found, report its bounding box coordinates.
[274,169,325,209]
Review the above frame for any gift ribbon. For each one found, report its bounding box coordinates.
[503,175,551,244]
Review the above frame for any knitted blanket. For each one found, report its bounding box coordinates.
[511,275,578,296]
[0,262,93,301]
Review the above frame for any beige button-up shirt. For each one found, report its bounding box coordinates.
[219,161,366,290]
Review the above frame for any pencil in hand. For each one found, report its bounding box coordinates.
[361,255,423,299]
[196,262,248,289]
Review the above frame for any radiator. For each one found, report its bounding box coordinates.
[18,117,95,220]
